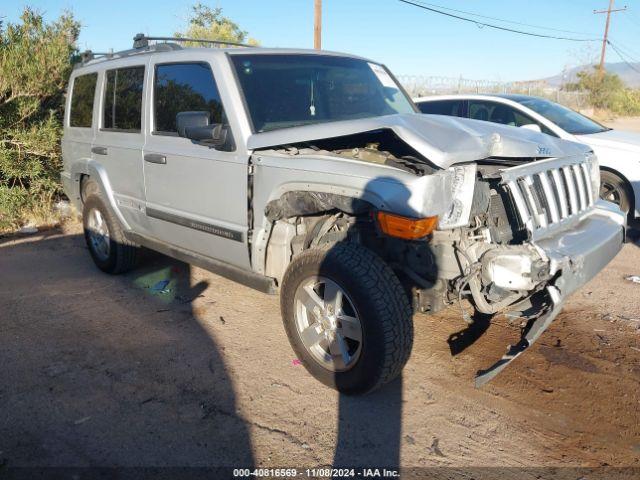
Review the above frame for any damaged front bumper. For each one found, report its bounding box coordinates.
[475,200,625,386]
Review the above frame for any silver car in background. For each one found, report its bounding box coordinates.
[415,94,640,221]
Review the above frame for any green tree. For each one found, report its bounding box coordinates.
[0,8,79,231]
[176,3,259,46]
[566,67,640,115]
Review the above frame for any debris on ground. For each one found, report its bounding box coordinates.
[625,275,640,284]
[74,416,91,425]
[292,359,302,366]
[219,316,226,324]
[17,224,38,234]
[54,200,73,219]
[150,279,171,294]
[429,438,445,457]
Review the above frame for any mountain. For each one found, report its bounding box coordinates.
[542,62,640,88]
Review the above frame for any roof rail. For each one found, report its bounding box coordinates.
[133,34,255,49]
[75,33,255,68]
[76,41,182,67]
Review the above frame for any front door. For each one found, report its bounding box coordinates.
[142,60,250,269]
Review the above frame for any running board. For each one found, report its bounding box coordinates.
[125,232,278,295]
[475,286,563,387]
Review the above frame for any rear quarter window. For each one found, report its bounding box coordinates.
[69,73,98,127]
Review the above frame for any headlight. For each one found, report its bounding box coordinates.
[585,151,600,200]
[438,163,477,229]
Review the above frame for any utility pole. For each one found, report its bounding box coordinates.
[594,0,627,79]
[314,0,322,50]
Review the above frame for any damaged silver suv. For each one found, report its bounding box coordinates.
[62,35,625,394]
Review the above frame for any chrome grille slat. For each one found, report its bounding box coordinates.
[550,169,569,219]
[563,166,579,215]
[538,172,559,223]
[572,164,588,210]
[580,163,594,205]
[501,156,594,240]
[506,180,532,229]
[521,176,547,229]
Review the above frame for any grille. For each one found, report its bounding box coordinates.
[500,156,594,239]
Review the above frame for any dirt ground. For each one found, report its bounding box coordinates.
[2,123,640,476]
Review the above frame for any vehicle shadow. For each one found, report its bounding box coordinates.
[0,232,254,472]
[627,218,640,247]
[300,176,442,473]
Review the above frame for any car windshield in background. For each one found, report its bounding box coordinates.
[516,97,609,135]
[230,54,415,132]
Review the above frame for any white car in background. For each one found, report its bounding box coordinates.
[414,94,640,220]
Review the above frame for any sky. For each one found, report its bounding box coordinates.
[3,0,640,81]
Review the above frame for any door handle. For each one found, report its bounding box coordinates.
[144,153,167,165]
[91,146,108,155]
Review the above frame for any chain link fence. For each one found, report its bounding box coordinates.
[397,75,590,111]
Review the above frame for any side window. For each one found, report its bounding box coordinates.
[154,62,227,134]
[103,66,145,132]
[468,100,497,123]
[512,109,557,136]
[70,73,98,127]
[417,100,464,117]
[469,100,556,136]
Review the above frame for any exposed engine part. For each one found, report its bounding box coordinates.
[264,129,437,176]
[480,248,549,291]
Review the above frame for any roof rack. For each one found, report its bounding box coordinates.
[76,33,255,67]
[133,34,254,49]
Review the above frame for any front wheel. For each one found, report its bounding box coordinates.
[600,170,633,218]
[280,243,413,394]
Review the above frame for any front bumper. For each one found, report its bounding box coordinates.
[475,201,625,386]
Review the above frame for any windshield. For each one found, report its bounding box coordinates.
[230,54,415,132]
[515,97,609,135]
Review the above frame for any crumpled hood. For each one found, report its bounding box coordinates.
[247,113,590,169]
[578,128,640,154]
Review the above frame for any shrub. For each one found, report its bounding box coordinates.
[566,67,640,116]
[0,9,79,232]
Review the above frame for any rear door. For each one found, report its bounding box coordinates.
[141,59,250,269]
[92,60,149,233]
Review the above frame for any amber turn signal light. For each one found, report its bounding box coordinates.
[376,211,438,240]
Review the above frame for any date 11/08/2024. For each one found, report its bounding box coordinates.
[233,468,400,478]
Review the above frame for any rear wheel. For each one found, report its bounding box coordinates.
[82,194,139,274]
[600,170,633,218]
[280,242,413,394]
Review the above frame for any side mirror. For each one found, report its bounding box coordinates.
[176,111,227,146]
[520,123,542,133]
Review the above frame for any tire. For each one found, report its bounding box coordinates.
[600,170,633,218]
[280,242,413,394]
[82,194,139,274]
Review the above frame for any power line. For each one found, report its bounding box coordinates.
[397,0,602,42]
[405,0,597,36]
[608,37,640,63]
[607,41,640,74]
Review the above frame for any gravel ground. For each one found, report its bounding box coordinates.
[1,121,640,476]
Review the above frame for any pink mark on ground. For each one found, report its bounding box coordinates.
[292,359,302,366]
